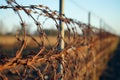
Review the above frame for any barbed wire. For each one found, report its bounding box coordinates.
[0,0,118,80]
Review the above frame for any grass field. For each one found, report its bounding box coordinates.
[0,35,58,57]
[0,35,57,48]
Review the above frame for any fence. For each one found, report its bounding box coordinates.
[0,0,119,80]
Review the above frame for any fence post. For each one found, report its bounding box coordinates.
[99,19,102,29]
[84,11,91,80]
[59,0,64,50]
[99,19,102,49]
[57,0,64,80]
[88,12,91,26]
[88,12,96,80]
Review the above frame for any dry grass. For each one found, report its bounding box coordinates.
[0,36,17,47]
[0,35,57,48]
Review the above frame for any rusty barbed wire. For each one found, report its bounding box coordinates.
[0,0,118,80]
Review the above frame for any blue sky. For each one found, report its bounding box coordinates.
[0,0,120,35]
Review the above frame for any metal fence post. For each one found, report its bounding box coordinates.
[88,12,91,26]
[59,0,64,50]
[57,0,64,80]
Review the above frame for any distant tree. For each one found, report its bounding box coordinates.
[6,32,13,36]
[25,23,33,34]
[0,20,5,35]
[10,23,33,35]
[44,29,58,36]
[11,25,21,35]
